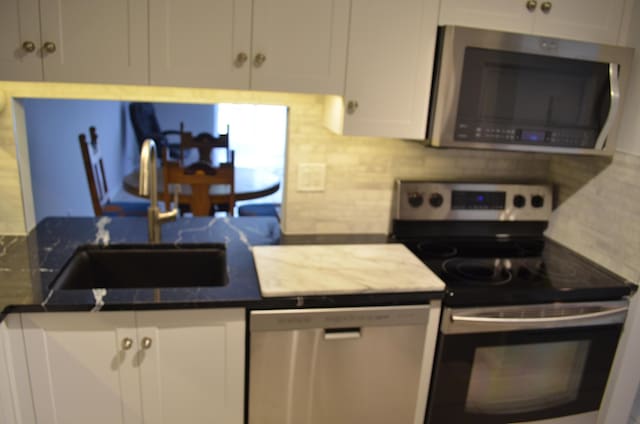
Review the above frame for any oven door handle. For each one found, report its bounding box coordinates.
[449,306,628,331]
[594,63,621,151]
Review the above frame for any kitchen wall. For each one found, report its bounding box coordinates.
[0,81,552,235]
[545,152,640,283]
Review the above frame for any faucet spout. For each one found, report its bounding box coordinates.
[139,139,178,243]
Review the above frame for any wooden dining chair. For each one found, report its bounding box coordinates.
[162,147,236,216]
[79,126,149,217]
[179,130,231,166]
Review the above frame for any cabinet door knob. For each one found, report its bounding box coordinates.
[121,338,133,350]
[525,0,537,12]
[22,41,36,53]
[43,41,57,53]
[141,337,153,349]
[347,100,359,114]
[234,52,248,67]
[253,53,266,68]
[540,1,552,13]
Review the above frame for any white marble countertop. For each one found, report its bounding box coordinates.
[253,244,446,297]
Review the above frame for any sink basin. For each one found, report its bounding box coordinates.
[50,244,228,290]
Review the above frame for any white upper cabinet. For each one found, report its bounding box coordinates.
[39,0,149,84]
[325,0,439,139]
[149,0,349,95]
[0,0,149,84]
[20,309,245,424]
[250,0,349,94]
[0,0,43,81]
[439,0,627,44]
[149,0,252,90]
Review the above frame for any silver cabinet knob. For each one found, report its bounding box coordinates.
[43,41,56,53]
[22,41,36,53]
[540,1,552,13]
[121,338,133,350]
[525,0,537,12]
[234,52,248,67]
[253,53,266,67]
[141,337,152,349]
[347,100,359,114]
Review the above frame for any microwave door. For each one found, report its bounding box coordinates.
[428,26,633,156]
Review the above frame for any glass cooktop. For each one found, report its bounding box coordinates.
[402,238,634,307]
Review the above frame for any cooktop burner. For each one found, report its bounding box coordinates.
[441,257,513,285]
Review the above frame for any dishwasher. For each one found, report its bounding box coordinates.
[249,305,430,424]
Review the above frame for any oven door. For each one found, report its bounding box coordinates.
[426,300,628,424]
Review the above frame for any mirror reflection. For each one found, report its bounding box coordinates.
[22,99,287,223]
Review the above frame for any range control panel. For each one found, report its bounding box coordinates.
[393,181,553,221]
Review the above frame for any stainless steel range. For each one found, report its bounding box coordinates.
[390,181,635,424]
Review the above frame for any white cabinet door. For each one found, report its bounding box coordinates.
[0,0,43,81]
[251,0,349,95]
[136,308,245,424]
[38,0,149,84]
[329,0,439,139]
[0,320,18,424]
[21,312,142,424]
[532,0,626,44]
[149,0,252,89]
[439,0,626,44]
[439,0,535,34]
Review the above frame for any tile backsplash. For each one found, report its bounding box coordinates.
[546,151,640,282]
[0,81,551,235]
[284,95,551,233]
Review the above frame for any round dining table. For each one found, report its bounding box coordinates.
[123,166,280,205]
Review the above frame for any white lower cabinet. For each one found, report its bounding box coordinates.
[21,308,245,424]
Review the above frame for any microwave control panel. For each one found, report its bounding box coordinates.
[455,123,597,148]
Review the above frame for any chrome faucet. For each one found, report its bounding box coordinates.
[139,139,178,243]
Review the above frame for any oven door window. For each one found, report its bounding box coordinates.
[466,340,589,415]
[454,47,611,149]
[426,325,622,424]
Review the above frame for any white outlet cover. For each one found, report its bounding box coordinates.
[297,163,326,191]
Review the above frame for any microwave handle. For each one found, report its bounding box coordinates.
[594,63,621,151]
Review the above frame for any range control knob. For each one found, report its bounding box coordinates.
[513,194,526,208]
[429,192,444,208]
[531,195,545,208]
[407,192,423,208]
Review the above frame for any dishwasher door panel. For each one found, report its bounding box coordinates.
[249,306,429,424]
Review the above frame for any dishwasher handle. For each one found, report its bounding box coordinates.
[250,305,429,332]
[324,327,361,340]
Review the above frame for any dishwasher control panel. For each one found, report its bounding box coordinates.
[250,305,429,332]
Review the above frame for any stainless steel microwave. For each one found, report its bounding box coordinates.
[427,26,634,155]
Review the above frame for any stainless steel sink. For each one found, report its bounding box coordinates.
[50,244,228,290]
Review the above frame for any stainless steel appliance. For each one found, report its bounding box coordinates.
[390,181,635,424]
[427,26,634,155]
[249,305,430,424]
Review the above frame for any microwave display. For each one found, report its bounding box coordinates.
[454,47,610,149]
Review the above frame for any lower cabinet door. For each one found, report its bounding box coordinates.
[136,308,245,424]
[21,312,142,424]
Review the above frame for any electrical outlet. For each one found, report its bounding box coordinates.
[297,163,326,192]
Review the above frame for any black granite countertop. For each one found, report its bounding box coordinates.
[0,217,440,321]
